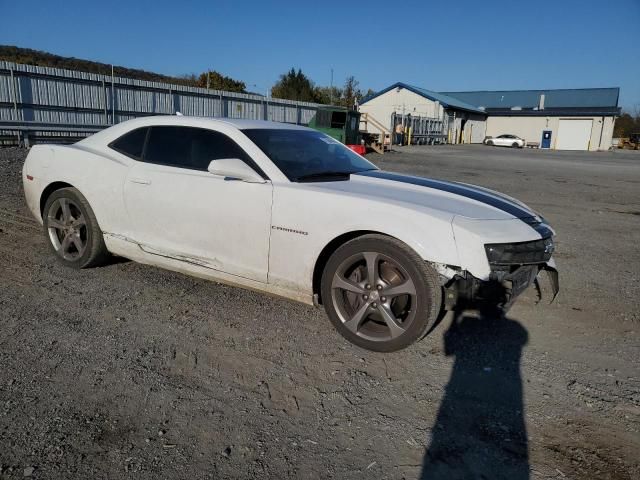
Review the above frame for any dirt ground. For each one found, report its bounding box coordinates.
[1,144,638,479]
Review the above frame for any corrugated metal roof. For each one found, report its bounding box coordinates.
[360,82,486,114]
[440,88,620,110]
[361,83,621,116]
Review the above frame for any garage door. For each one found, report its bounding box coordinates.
[556,119,593,150]
[467,120,487,143]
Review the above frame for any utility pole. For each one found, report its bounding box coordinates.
[207,71,210,90]
[111,64,115,124]
[329,68,334,105]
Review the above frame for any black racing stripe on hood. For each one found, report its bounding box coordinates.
[356,170,535,219]
[521,216,554,238]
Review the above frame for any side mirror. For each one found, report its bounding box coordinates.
[207,158,265,183]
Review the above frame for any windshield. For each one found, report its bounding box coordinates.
[242,129,376,182]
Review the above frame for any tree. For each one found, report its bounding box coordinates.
[362,88,376,100]
[197,70,246,93]
[313,85,343,105]
[614,108,640,137]
[341,76,361,108]
[319,76,368,107]
[271,68,317,102]
[270,68,374,108]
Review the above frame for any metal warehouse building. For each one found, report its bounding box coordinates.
[359,83,487,145]
[360,83,621,151]
[0,61,324,146]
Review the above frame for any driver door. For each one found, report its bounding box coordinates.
[123,125,272,282]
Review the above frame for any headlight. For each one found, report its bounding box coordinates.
[485,237,554,265]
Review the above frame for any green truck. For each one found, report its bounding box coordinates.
[308,106,363,153]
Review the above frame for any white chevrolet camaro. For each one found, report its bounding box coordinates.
[23,116,558,352]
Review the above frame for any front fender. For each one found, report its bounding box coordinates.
[268,185,460,294]
[452,216,547,280]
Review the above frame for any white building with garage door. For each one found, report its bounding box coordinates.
[360,84,620,151]
[358,83,487,146]
[442,88,620,151]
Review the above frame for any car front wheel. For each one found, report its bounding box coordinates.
[321,234,442,352]
[43,187,109,268]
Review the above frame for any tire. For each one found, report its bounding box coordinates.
[512,142,520,148]
[320,234,442,352]
[42,187,109,269]
[486,140,494,146]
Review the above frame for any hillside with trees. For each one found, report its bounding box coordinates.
[0,46,374,104]
[0,45,246,92]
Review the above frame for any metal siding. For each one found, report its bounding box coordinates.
[0,61,324,142]
[0,74,15,102]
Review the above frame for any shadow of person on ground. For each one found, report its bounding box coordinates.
[421,306,529,480]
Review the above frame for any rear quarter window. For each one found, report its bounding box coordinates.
[109,127,148,159]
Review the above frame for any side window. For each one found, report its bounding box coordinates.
[330,111,346,128]
[144,126,192,168]
[143,126,265,177]
[109,127,148,159]
[190,129,250,168]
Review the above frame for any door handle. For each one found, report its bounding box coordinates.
[129,177,151,185]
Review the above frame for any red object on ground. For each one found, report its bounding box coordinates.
[347,144,367,155]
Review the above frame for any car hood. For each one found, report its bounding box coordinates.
[306,170,542,222]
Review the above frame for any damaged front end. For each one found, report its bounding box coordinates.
[442,236,559,310]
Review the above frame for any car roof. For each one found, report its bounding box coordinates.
[76,115,312,147]
[116,115,311,130]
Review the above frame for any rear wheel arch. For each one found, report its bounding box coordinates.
[42,186,110,268]
[40,181,74,215]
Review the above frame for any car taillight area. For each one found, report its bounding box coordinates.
[485,237,554,266]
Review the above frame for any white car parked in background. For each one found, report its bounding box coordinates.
[485,134,525,148]
[23,116,557,352]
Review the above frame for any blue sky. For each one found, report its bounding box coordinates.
[1,0,638,109]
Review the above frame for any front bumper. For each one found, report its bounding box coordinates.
[448,215,558,309]
[451,216,556,281]
[444,263,559,310]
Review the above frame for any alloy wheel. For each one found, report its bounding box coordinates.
[330,251,417,341]
[46,197,88,261]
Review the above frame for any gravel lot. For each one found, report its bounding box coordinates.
[1,144,639,479]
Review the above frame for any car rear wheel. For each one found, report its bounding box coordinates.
[321,234,441,352]
[43,187,109,268]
